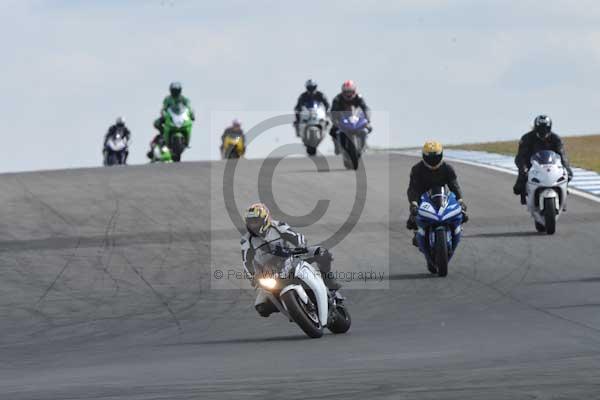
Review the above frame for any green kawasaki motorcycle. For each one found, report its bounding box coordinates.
[162,103,193,162]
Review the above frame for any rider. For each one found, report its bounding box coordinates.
[241,202,341,318]
[153,82,195,145]
[221,119,246,154]
[513,115,573,196]
[330,80,372,154]
[103,116,131,161]
[293,79,330,136]
[406,141,468,244]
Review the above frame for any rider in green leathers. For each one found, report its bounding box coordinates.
[153,82,195,146]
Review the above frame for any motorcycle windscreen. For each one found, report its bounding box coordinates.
[428,186,448,210]
[531,150,560,165]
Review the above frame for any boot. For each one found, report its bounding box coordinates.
[323,274,342,291]
[333,136,340,155]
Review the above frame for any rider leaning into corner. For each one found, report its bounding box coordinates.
[406,141,468,245]
[240,203,341,318]
[330,80,372,154]
[103,116,131,160]
[293,79,330,136]
[513,115,574,196]
[153,81,196,145]
[221,119,246,153]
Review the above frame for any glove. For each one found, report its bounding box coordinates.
[409,201,419,216]
[458,199,467,212]
[366,123,373,133]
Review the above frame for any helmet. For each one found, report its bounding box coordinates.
[422,140,444,170]
[232,119,241,128]
[169,82,182,98]
[116,116,125,126]
[305,79,317,92]
[341,80,357,100]
[245,202,271,237]
[534,115,552,139]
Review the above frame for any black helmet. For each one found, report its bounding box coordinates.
[115,116,125,126]
[305,79,317,92]
[534,115,552,139]
[170,82,182,98]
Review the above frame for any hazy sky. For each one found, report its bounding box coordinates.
[1,0,600,172]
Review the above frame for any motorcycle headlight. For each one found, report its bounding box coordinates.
[258,277,277,290]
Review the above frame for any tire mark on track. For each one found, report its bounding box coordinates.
[36,237,82,305]
[121,253,183,332]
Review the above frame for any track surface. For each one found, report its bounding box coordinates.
[1,154,600,399]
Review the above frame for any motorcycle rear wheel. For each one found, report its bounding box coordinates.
[327,305,351,334]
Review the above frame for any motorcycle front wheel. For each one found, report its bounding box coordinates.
[434,229,449,277]
[543,198,556,235]
[281,290,323,338]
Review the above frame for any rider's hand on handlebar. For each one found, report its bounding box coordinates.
[458,199,467,212]
[409,201,419,216]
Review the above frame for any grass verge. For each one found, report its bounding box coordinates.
[448,134,600,173]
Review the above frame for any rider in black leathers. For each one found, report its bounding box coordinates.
[293,79,330,136]
[513,115,573,196]
[406,141,468,240]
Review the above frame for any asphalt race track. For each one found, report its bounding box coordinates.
[1,154,600,399]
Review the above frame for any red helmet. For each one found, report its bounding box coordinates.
[341,80,357,100]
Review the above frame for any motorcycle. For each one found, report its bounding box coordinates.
[103,131,128,166]
[297,101,329,156]
[415,186,463,277]
[524,150,568,235]
[334,107,369,170]
[222,134,245,159]
[255,248,351,338]
[162,103,193,162]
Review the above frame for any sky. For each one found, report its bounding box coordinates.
[1,0,600,172]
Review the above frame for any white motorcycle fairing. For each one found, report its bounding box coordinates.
[107,134,128,152]
[298,103,329,147]
[271,259,329,326]
[525,151,569,225]
[168,107,189,128]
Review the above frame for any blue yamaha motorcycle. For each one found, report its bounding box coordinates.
[415,186,463,277]
[334,106,370,170]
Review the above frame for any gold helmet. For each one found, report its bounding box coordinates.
[422,140,444,169]
[245,202,272,237]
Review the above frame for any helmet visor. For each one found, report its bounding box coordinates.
[342,90,355,99]
[246,217,266,236]
[423,153,443,169]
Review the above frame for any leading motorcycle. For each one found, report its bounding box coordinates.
[162,103,193,162]
[415,186,464,277]
[524,150,569,235]
[333,107,369,170]
[297,101,329,156]
[255,248,351,338]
